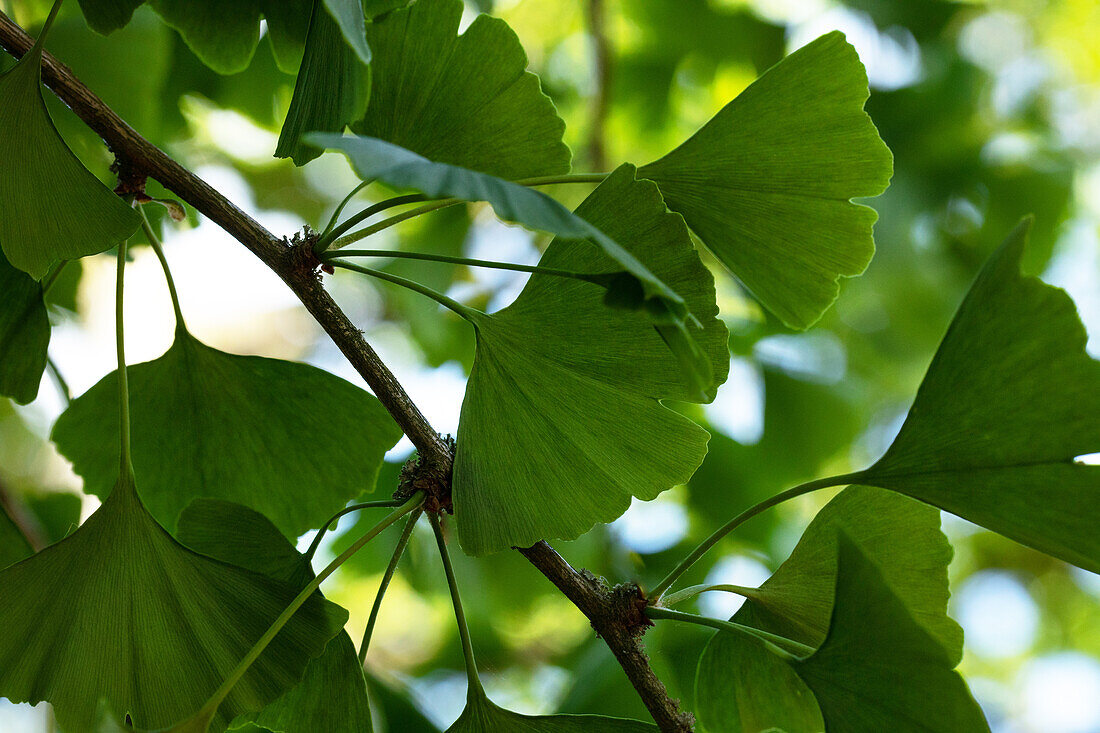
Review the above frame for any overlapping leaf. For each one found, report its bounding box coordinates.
[639,31,892,329]
[452,165,728,555]
[0,37,140,279]
[858,219,1100,572]
[353,0,570,179]
[731,486,962,659]
[697,536,987,733]
[448,691,656,732]
[177,499,373,733]
[312,135,714,392]
[0,477,346,732]
[52,327,401,539]
[275,0,372,166]
[0,251,49,403]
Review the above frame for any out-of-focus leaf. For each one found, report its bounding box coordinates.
[0,505,32,569]
[353,0,569,179]
[0,251,49,404]
[75,0,144,34]
[858,219,1100,572]
[0,38,140,279]
[276,0,371,165]
[366,671,441,733]
[177,499,373,733]
[52,327,400,539]
[0,477,346,732]
[453,166,727,555]
[639,31,892,329]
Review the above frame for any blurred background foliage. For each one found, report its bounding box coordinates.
[1,0,1099,730]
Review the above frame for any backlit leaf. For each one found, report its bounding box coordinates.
[453,165,728,555]
[275,0,372,165]
[859,219,1100,572]
[353,0,569,179]
[177,499,373,733]
[0,477,346,732]
[0,250,49,403]
[52,327,401,539]
[447,690,656,732]
[0,40,140,279]
[639,31,892,329]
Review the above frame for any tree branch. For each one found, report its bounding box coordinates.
[0,12,691,731]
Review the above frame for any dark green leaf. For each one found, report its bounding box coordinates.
[733,486,962,660]
[0,504,32,569]
[52,328,401,539]
[453,165,727,555]
[366,670,442,733]
[639,31,892,329]
[177,499,373,733]
[75,0,144,35]
[859,218,1100,572]
[0,44,140,279]
[447,690,656,732]
[0,250,49,403]
[792,535,988,732]
[324,0,372,64]
[276,0,371,165]
[697,536,987,733]
[353,0,569,179]
[0,477,346,732]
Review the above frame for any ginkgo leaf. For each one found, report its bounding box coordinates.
[793,535,988,731]
[52,327,401,539]
[694,631,824,733]
[697,536,987,733]
[447,690,656,732]
[314,135,716,392]
[452,165,728,555]
[275,0,372,166]
[0,250,49,404]
[75,0,144,35]
[638,31,892,330]
[324,0,372,65]
[857,218,1100,573]
[0,476,347,733]
[0,38,140,279]
[177,499,373,733]
[732,486,962,661]
[0,505,32,569]
[353,0,570,179]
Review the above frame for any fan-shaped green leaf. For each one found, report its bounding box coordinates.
[695,631,823,733]
[639,31,892,329]
[732,486,962,661]
[0,251,49,404]
[452,165,728,555]
[52,328,401,539]
[858,218,1100,572]
[75,0,144,35]
[353,0,569,178]
[0,42,140,279]
[447,690,656,732]
[276,0,372,166]
[697,536,987,733]
[177,499,373,733]
[0,477,347,732]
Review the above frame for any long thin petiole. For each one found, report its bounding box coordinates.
[192,492,425,727]
[320,179,372,241]
[659,583,758,609]
[359,509,421,665]
[430,512,485,698]
[326,259,480,321]
[321,248,609,286]
[649,472,865,602]
[139,205,186,330]
[319,192,427,251]
[304,499,406,561]
[328,200,461,251]
[644,607,812,660]
[318,172,609,251]
[115,217,135,481]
